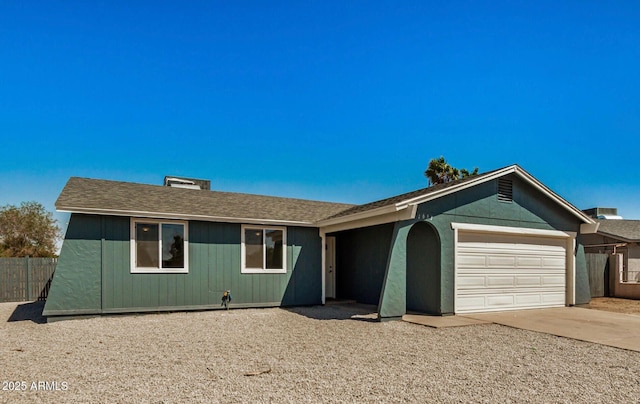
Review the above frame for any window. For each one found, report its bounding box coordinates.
[619,252,640,283]
[131,219,188,273]
[241,225,286,273]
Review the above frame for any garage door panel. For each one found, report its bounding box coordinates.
[457,254,486,267]
[486,295,514,307]
[459,232,567,247]
[486,255,517,267]
[517,256,543,267]
[457,296,486,311]
[456,232,567,313]
[458,291,565,313]
[542,292,565,303]
[514,294,542,306]
[543,257,565,268]
[486,276,515,287]
[459,244,564,255]
[456,276,486,288]
[515,276,542,286]
[458,274,563,289]
[542,275,564,286]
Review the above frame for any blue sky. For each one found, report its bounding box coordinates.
[1,1,639,229]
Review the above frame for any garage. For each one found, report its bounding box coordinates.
[454,224,572,314]
[318,166,596,320]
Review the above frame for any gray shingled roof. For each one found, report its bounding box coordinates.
[323,167,503,220]
[56,177,355,224]
[596,219,640,242]
[57,164,591,227]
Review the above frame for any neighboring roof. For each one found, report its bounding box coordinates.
[595,219,640,242]
[318,164,595,227]
[583,207,619,218]
[56,177,355,225]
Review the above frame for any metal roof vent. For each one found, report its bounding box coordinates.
[583,207,620,219]
[596,214,623,220]
[497,178,513,203]
[163,176,211,190]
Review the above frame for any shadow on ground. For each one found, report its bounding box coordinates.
[8,301,47,324]
[286,303,378,322]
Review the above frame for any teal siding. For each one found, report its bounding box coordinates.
[406,222,441,314]
[377,222,410,319]
[45,215,322,317]
[374,175,590,318]
[574,242,590,304]
[283,227,322,305]
[43,215,103,316]
[334,223,394,305]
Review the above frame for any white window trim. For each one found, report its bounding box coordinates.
[241,225,287,274]
[130,218,189,274]
[619,252,640,283]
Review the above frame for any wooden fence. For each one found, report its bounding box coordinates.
[0,257,57,303]
[586,253,609,298]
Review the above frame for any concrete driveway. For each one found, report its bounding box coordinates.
[462,307,640,352]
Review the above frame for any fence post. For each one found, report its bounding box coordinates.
[26,256,31,301]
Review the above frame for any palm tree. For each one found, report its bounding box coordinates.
[460,167,479,178]
[424,157,478,186]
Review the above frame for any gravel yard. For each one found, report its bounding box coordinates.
[1,302,639,403]
[587,297,640,315]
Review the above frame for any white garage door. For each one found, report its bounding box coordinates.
[455,231,567,313]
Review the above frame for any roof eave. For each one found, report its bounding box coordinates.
[57,206,316,227]
[511,166,596,225]
[318,204,417,234]
[594,230,639,243]
[315,165,595,229]
[316,203,408,227]
[399,165,596,225]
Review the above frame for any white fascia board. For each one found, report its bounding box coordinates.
[320,205,416,234]
[315,204,404,228]
[580,222,600,235]
[451,222,573,238]
[56,206,315,227]
[511,166,596,225]
[399,166,518,207]
[403,165,595,225]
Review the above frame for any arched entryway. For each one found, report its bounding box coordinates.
[406,221,441,314]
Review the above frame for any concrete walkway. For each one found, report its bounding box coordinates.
[402,307,640,352]
[463,307,640,352]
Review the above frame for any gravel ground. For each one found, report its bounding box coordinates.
[587,297,640,315]
[1,302,639,403]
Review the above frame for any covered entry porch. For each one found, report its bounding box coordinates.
[320,218,443,318]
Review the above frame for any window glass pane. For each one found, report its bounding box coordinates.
[162,224,184,268]
[136,223,159,268]
[245,229,264,268]
[265,229,283,269]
